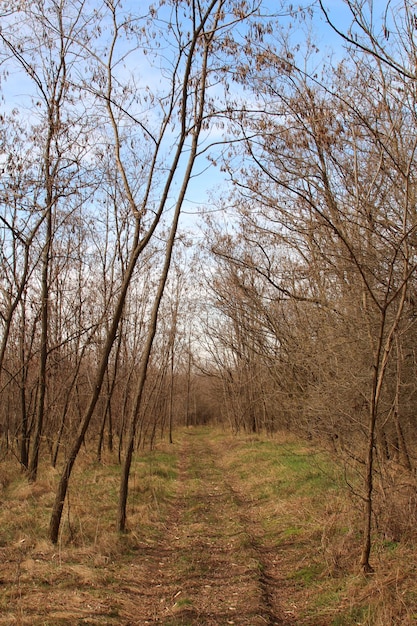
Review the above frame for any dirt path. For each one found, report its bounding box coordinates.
[0,428,302,625]
[3,427,416,625]
[121,429,293,626]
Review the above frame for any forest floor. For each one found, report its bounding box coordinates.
[1,427,417,625]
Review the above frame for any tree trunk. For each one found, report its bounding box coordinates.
[360,390,377,574]
[117,0,221,532]
[49,240,143,543]
[28,204,52,482]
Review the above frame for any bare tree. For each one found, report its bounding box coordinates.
[46,0,267,542]
[117,0,249,532]
[202,3,417,571]
[0,0,96,473]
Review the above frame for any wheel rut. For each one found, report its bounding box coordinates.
[124,429,292,626]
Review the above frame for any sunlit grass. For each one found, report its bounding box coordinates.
[210,428,417,625]
[1,427,417,624]
[0,439,180,625]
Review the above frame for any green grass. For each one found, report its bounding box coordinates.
[289,563,325,584]
[332,605,373,625]
[232,438,341,496]
[1,427,417,625]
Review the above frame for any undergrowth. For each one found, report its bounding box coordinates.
[0,427,416,624]
[215,429,417,625]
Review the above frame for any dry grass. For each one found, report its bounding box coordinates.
[212,429,417,625]
[0,429,416,624]
[0,442,178,625]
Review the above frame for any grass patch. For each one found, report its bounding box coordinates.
[1,427,417,625]
[332,605,373,625]
[289,563,324,584]
[0,438,180,625]
[213,429,417,625]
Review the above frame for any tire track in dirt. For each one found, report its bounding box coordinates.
[123,429,292,626]
[210,441,298,626]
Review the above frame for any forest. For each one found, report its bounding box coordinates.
[1,0,417,584]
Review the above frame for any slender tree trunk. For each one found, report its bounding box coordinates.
[118,434,134,532]
[360,279,408,572]
[97,370,111,463]
[52,348,85,468]
[49,238,142,543]
[117,0,220,532]
[28,205,52,482]
[393,336,412,471]
[185,337,192,427]
[19,300,29,469]
[360,378,377,574]
[117,220,181,531]
[118,113,204,531]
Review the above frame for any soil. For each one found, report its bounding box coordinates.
[0,429,307,625]
[117,429,298,625]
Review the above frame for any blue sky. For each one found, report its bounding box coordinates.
[0,0,381,234]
